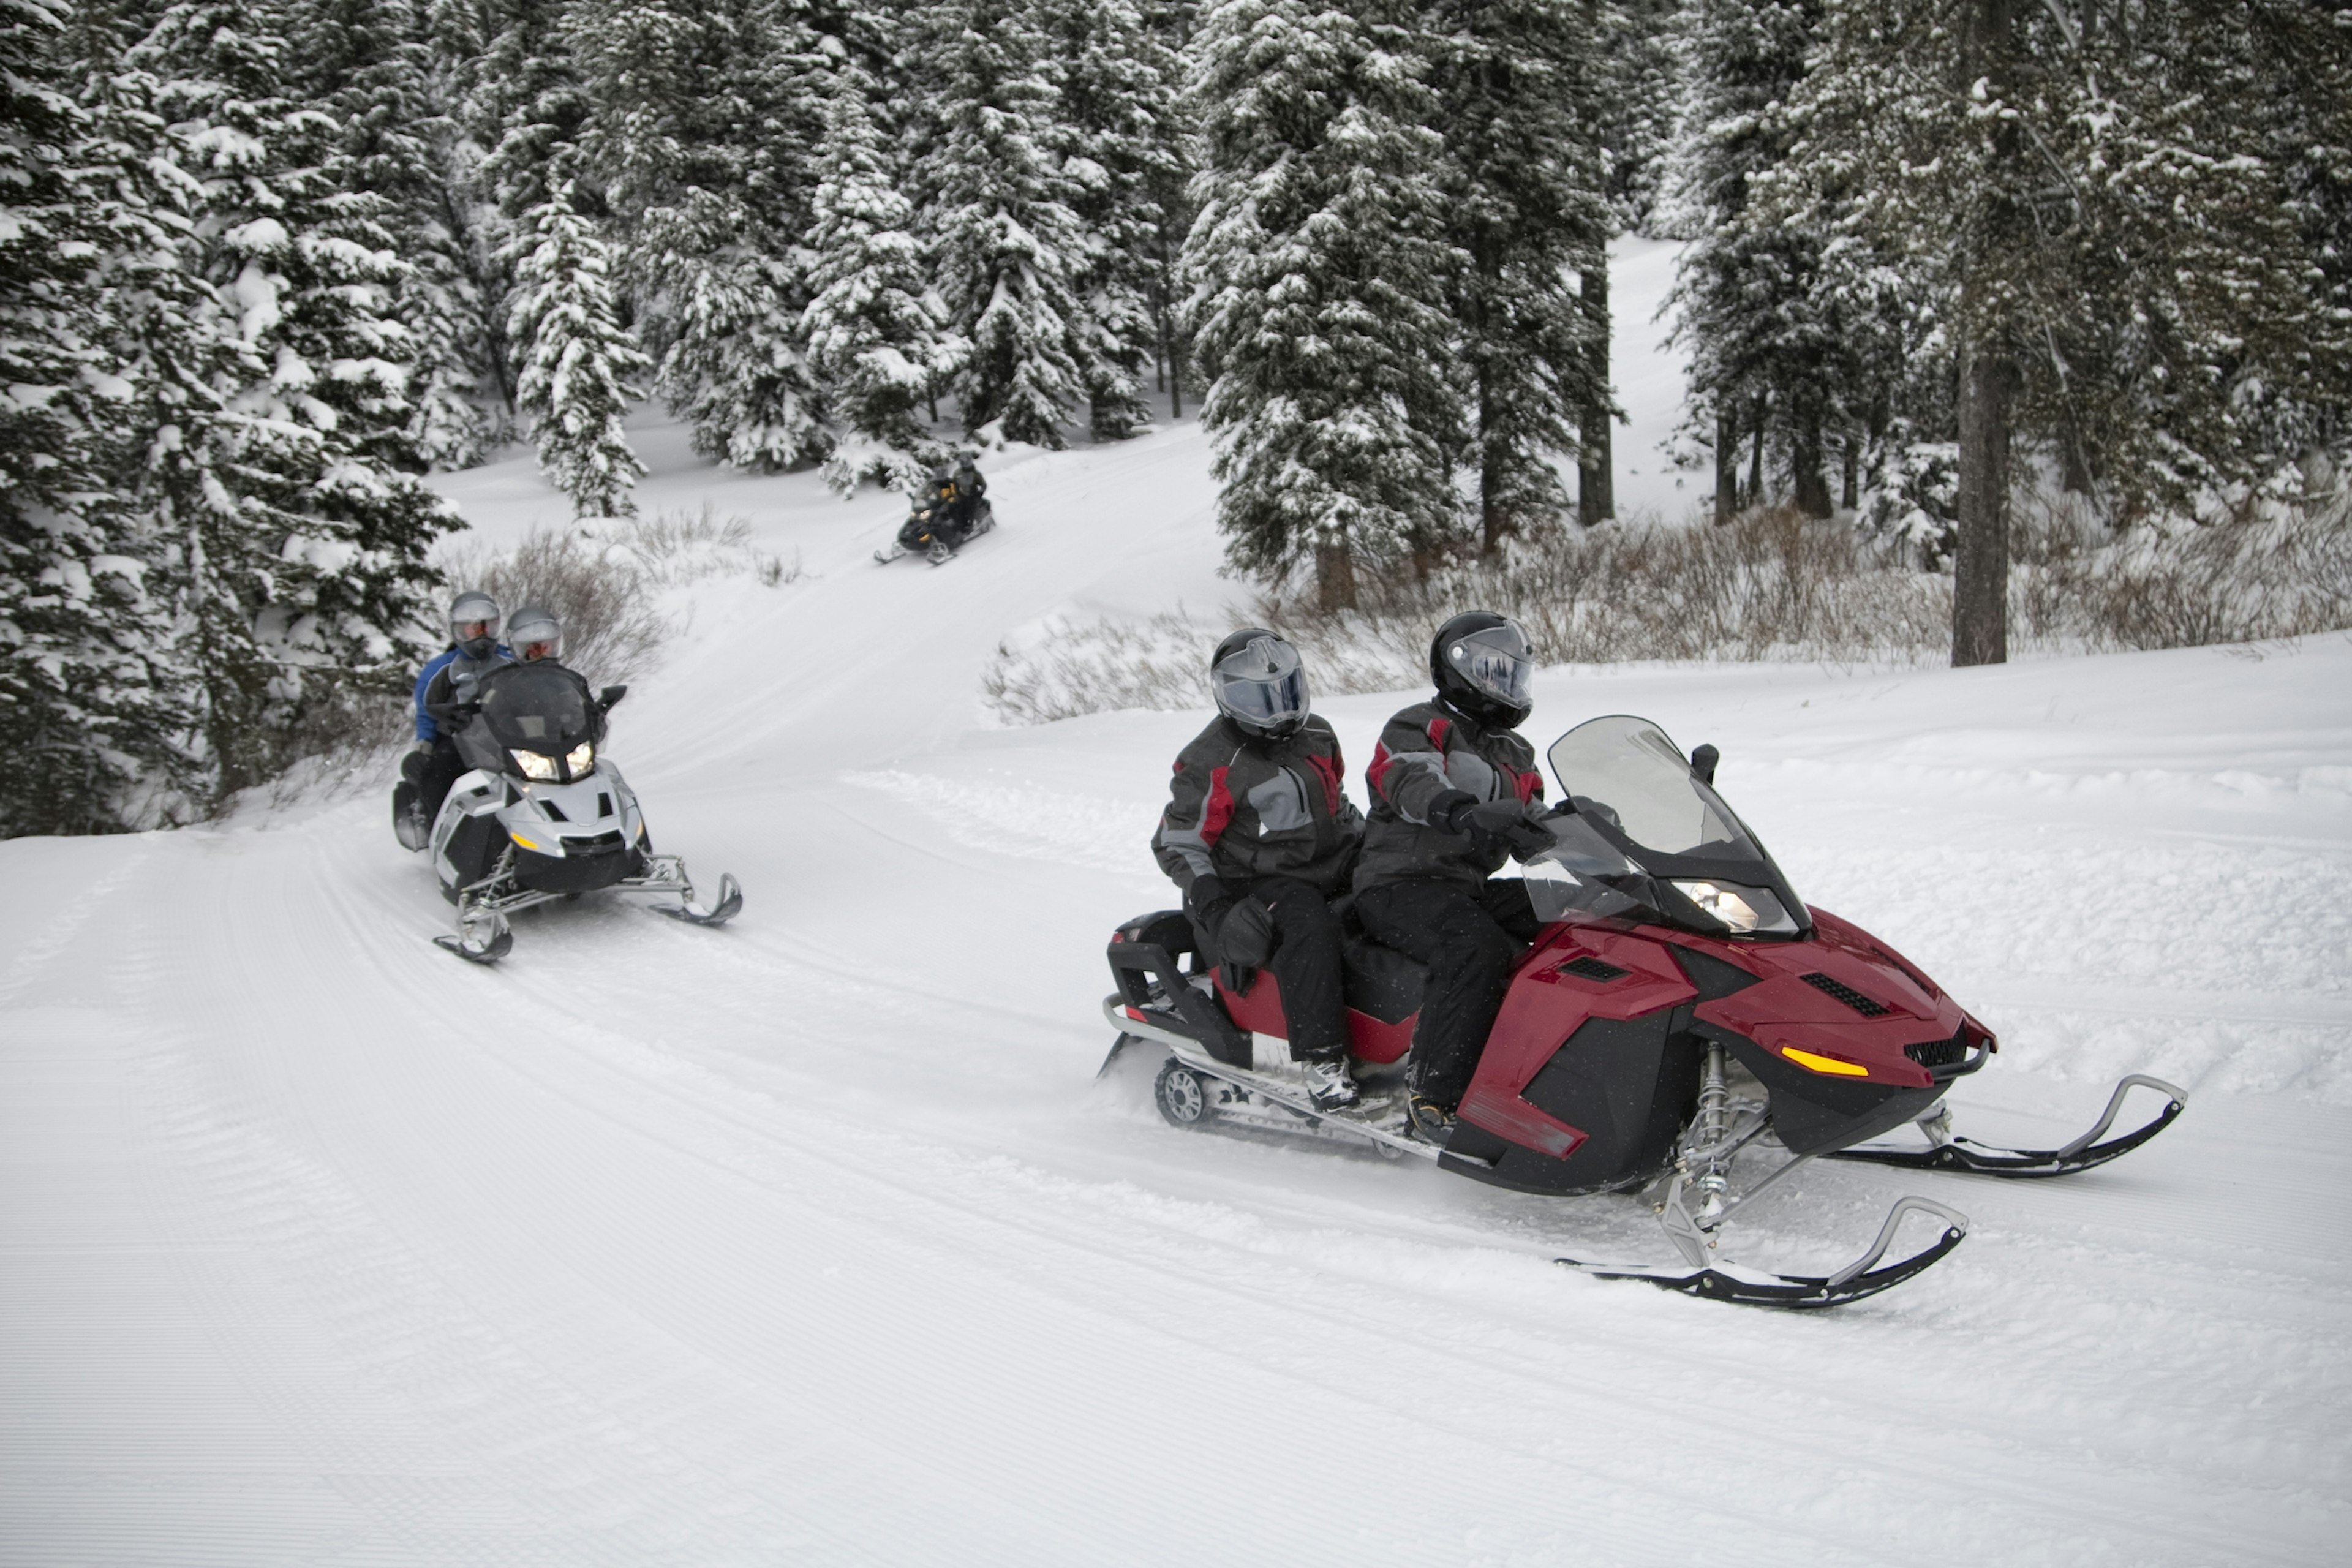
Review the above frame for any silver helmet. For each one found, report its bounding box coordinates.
[448,590,501,660]
[507,603,562,663]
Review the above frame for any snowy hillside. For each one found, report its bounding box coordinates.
[5,248,2350,1565]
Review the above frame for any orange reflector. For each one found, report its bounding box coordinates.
[1782,1045,1869,1077]
[509,834,540,851]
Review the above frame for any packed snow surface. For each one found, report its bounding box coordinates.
[6,254,2351,1564]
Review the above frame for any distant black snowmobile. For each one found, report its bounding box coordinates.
[875,473,995,566]
[415,663,741,962]
[1100,714,2185,1308]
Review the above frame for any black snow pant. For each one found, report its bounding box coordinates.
[1353,876,1542,1107]
[409,737,469,826]
[1198,875,1351,1063]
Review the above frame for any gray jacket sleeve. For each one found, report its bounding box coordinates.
[1151,741,1222,889]
[1368,712,1453,826]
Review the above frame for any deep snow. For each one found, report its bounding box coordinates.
[3,243,2349,1566]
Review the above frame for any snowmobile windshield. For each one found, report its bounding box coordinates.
[472,663,600,784]
[1530,715,1810,939]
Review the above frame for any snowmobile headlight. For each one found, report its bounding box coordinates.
[510,748,560,782]
[565,741,594,777]
[1670,879,1797,936]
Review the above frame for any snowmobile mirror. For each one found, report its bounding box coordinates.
[1689,744,1719,786]
[598,685,628,713]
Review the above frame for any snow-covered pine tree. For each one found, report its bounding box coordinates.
[922,0,1085,447]
[1183,0,1460,607]
[1594,0,1683,236]
[129,0,454,800]
[0,0,185,835]
[1429,0,1613,551]
[1774,0,2343,663]
[448,0,589,428]
[571,0,831,470]
[1042,0,1183,440]
[505,179,651,515]
[1667,0,1859,521]
[804,63,963,496]
[299,0,495,469]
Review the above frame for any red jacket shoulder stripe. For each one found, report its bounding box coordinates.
[1201,766,1236,847]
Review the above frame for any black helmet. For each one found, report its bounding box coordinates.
[449,590,501,660]
[1430,611,1535,728]
[1210,627,1310,742]
[507,603,562,663]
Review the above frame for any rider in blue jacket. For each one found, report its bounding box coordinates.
[394,591,513,846]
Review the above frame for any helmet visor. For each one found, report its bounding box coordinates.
[1212,635,1310,730]
[1447,621,1535,708]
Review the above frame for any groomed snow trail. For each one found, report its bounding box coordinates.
[7,345,2351,1561]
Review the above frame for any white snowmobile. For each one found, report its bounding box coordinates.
[416,663,741,962]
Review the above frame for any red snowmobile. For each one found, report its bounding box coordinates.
[1100,714,2185,1308]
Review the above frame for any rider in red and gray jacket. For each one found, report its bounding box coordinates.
[1354,612,1555,1142]
[1152,628,1365,1109]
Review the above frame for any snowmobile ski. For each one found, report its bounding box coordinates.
[433,922,512,965]
[656,871,743,927]
[1826,1074,2185,1180]
[1558,1195,1969,1310]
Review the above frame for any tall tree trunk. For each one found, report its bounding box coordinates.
[1953,337,2014,666]
[2059,404,2093,494]
[1841,433,1860,511]
[1577,258,1613,526]
[1746,408,1765,508]
[1953,0,2020,667]
[1480,377,1506,553]
[1715,404,1739,523]
[1314,533,1355,612]
[1792,420,1831,517]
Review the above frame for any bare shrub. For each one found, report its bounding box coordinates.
[2017,490,2352,651]
[984,609,1221,726]
[439,529,672,687]
[984,494,2352,726]
[437,507,796,687]
[984,510,1953,723]
[590,503,801,589]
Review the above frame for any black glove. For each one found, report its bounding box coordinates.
[1216,892,1279,969]
[1186,875,1234,933]
[1427,790,1479,833]
[1454,797,1555,862]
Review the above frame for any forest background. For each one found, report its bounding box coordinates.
[3,0,2348,839]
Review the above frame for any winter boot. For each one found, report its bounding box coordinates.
[1300,1058,1359,1112]
[1404,1094,1456,1145]
[393,782,429,851]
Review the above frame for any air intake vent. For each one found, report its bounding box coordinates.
[1905,1032,1969,1070]
[540,799,570,823]
[1556,956,1628,983]
[1801,972,1890,1017]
